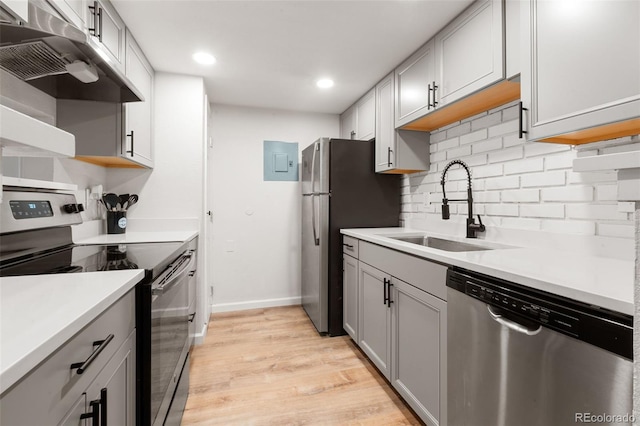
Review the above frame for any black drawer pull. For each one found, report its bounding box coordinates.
[71,334,114,374]
[80,399,100,424]
[343,243,354,250]
[188,313,196,323]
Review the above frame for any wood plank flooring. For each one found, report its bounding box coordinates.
[182,305,422,425]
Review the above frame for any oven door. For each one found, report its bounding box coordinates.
[150,251,194,426]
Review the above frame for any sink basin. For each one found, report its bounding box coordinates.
[389,235,491,252]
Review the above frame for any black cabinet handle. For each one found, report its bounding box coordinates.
[100,388,107,426]
[97,4,103,42]
[70,334,114,374]
[432,81,438,108]
[81,399,100,425]
[88,3,98,37]
[428,83,432,110]
[387,282,394,307]
[126,131,134,157]
[343,243,354,251]
[519,101,528,139]
[387,147,392,167]
[383,278,388,305]
[188,313,196,323]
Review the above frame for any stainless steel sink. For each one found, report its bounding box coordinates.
[389,235,491,252]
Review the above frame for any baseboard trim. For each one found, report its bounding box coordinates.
[194,322,208,346]
[210,296,302,313]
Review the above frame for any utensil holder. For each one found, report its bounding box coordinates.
[106,211,127,234]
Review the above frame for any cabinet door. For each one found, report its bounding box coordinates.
[340,105,356,140]
[521,0,640,142]
[124,29,154,168]
[343,254,358,341]
[391,279,447,426]
[395,39,435,128]
[375,73,395,172]
[358,262,391,379]
[88,0,125,73]
[435,0,504,107]
[86,330,136,426]
[48,0,88,30]
[58,394,86,426]
[356,88,375,140]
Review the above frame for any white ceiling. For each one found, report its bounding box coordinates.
[112,0,474,114]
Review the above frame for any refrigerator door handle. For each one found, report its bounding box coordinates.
[311,194,319,246]
[311,142,318,194]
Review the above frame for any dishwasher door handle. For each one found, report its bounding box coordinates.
[487,305,542,336]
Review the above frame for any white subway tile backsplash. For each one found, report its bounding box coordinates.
[438,137,460,151]
[501,189,540,203]
[541,186,594,202]
[524,142,571,157]
[617,201,636,213]
[473,138,503,153]
[460,129,488,145]
[521,171,566,187]
[488,120,518,138]
[504,158,544,175]
[541,220,596,235]
[597,223,635,238]
[488,146,524,163]
[447,145,472,159]
[545,151,576,170]
[484,204,519,217]
[520,204,565,218]
[566,204,627,221]
[447,121,472,138]
[485,176,520,190]
[474,163,503,178]
[471,112,502,131]
[402,103,634,241]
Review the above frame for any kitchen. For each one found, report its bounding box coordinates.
[0,0,638,425]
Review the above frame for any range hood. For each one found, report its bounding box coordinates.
[0,2,142,103]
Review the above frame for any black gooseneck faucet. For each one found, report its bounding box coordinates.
[440,159,486,238]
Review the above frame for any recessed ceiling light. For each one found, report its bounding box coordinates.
[316,78,334,89]
[193,52,216,65]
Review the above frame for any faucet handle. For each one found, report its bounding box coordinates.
[476,215,485,232]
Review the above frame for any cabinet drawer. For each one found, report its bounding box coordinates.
[360,241,447,300]
[0,291,135,425]
[342,236,359,257]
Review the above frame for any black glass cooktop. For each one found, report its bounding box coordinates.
[0,242,186,279]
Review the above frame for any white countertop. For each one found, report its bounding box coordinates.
[0,270,144,394]
[341,228,634,316]
[74,230,198,245]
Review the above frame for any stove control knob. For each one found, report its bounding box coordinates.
[63,203,79,213]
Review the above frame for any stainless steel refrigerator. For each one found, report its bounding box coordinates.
[301,137,401,335]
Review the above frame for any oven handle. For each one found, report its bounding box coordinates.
[153,252,196,296]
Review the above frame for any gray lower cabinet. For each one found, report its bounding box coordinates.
[391,278,447,426]
[0,291,136,425]
[352,237,448,426]
[358,261,392,380]
[342,253,359,341]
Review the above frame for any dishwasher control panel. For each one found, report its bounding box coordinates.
[466,281,579,336]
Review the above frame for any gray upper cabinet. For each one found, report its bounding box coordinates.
[340,89,376,141]
[358,261,391,380]
[87,0,126,73]
[391,278,447,426]
[505,0,520,80]
[124,29,154,168]
[340,105,356,139]
[47,0,89,30]
[434,0,505,108]
[520,0,640,144]
[395,39,436,128]
[375,73,430,174]
[356,88,376,141]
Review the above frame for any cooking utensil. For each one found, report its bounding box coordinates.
[102,193,120,212]
[119,194,130,210]
[127,194,139,209]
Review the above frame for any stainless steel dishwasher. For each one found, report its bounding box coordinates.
[447,268,633,426]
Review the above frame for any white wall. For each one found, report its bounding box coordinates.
[402,100,637,260]
[209,104,338,312]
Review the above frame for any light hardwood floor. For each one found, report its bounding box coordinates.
[182,305,422,425]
